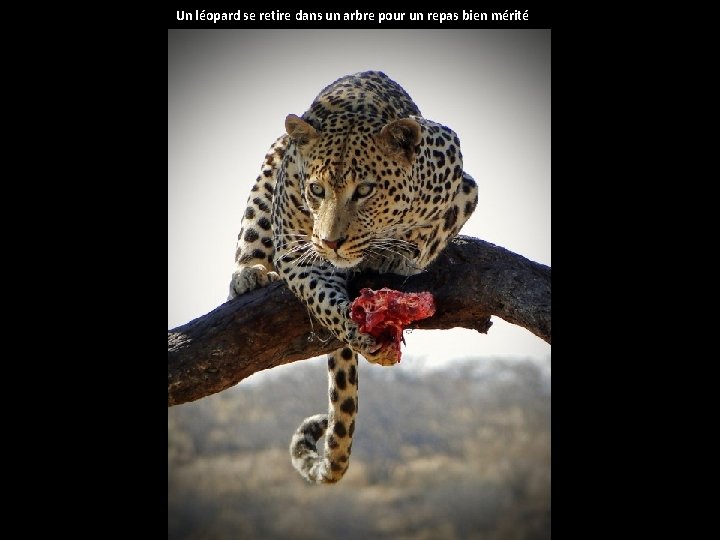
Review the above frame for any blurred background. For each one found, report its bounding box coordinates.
[169,29,550,539]
[169,356,551,540]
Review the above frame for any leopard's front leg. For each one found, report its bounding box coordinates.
[274,250,397,366]
[227,136,286,299]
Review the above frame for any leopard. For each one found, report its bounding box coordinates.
[228,71,478,484]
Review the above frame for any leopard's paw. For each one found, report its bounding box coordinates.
[344,321,399,367]
[228,264,280,300]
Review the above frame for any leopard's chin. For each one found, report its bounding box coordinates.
[323,253,362,269]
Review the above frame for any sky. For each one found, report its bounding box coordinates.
[168,29,550,369]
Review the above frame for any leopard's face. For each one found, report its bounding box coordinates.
[301,145,414,268]
[287,113,421,269]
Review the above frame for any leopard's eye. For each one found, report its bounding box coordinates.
[354,183,375,199]
[309,183,325,198]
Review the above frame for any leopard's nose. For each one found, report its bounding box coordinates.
[322,237,346,250]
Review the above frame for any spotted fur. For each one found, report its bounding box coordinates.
[229,71,478,484]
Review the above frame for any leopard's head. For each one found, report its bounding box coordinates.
[285,113,421,269]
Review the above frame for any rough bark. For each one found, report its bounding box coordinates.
[168,236,550,406]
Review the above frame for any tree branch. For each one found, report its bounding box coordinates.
[168,236,551,406]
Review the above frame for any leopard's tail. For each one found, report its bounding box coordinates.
[289,347,358,484]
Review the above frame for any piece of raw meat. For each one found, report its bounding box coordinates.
[349,287,436,362]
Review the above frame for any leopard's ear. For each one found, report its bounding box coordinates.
[377,118,421,164]
[285,114,319,147]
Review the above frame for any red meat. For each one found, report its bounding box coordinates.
[349,288,436,362]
